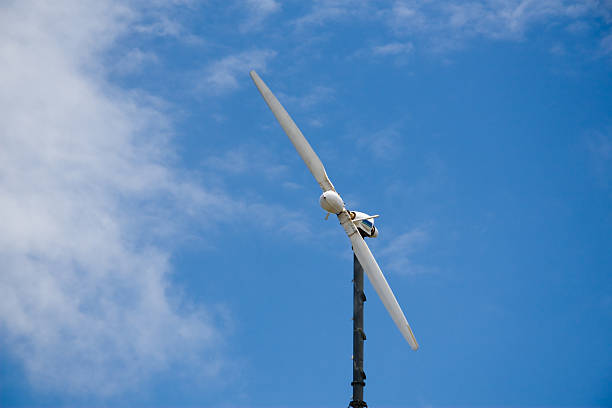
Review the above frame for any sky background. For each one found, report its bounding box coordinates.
[1,1,611,407]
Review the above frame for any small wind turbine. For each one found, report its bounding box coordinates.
[250,71,418,408]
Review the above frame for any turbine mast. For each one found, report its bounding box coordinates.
[350,253,367,408]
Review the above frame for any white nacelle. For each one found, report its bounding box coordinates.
[319,190,344,214]
[352,211,378,238]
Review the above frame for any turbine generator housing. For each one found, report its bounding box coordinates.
[352,211,378,238]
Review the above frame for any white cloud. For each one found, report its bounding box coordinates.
[203,49,276,93]
[202,145,289,179]
[282,181,304,190]
[293,0,374,28]
[0,0,230,396]
[246,0,280,14]
[132,0,203,38]
[278,85,335,109]
[200,143,319,236]
[240,0,281,31]
[297,1,610,55]
[384,0,604,51]
[355,123,404,160]
[372,41,414,55]
[550,42,567,55]
[134,14,183,37]
[378,228,430,275]
[601,32,612,55]
[587,130,612,189]
[114,48,159,74]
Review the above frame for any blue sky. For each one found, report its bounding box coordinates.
[1,1,611,407]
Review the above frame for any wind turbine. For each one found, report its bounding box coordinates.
[250,71,418,408]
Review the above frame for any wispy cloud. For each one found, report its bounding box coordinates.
[134,14,183,37]
[202,145,289,180]
[200,143,321,236]
[378,227,431,275]
[293,0,375,28]
[113,48,159,74]
[354,122,405,160]
[601,32,612,56]
[350,40,414,64]
[203,49,276,94]
[384,0,606,51]
[278,85,335,109]
[371,41,414,56]
[132,1,204,43]
[294,1,612,56]
[0,0,229,396]
[587,129,612,190]
[240,0,281,32]
[550,42,567,56]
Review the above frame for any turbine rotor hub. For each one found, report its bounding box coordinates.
[319,190,344,214]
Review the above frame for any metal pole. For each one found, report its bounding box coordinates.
[349,253,367,408]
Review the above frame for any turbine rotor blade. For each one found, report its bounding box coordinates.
[250,70,335,192]
[338,211,419,350]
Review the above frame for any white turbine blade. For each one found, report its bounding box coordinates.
[345,219,419,350]
[250,70,335,192]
